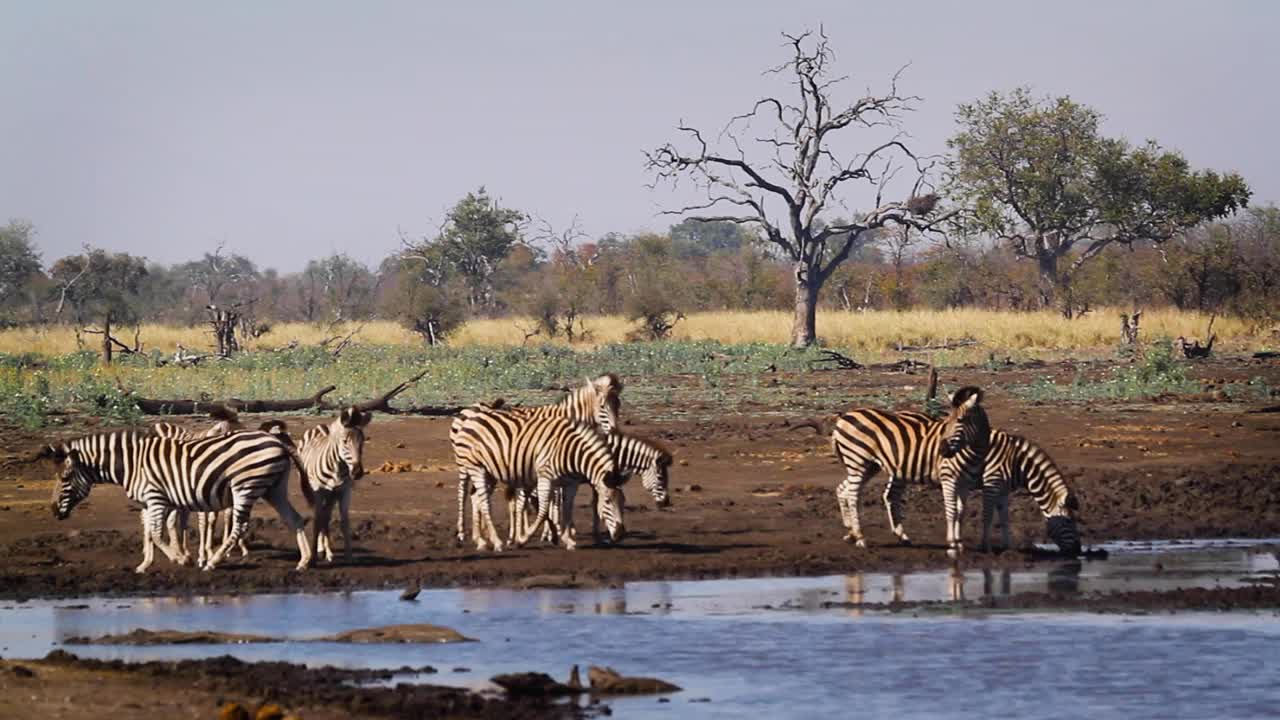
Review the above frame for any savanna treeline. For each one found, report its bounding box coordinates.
[0,29,1273,357]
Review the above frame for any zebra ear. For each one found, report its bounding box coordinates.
[356,409,372,427]
[950,386,984,409]
[339,407,358,428]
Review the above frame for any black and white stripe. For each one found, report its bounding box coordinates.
[507,430,674,546]
[42,428,313,572]
[151,410,247,565]
[451,373,622,545]
[452,407,624,552]
[975,429,1081,554]
[807,387,989,556]
[297,407,372,563]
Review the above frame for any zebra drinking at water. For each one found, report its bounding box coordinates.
[970,429,1081,554]
[297,407,372,564]
[451,373,623,546]
[793,386,990,557]
[41,427,313,572]
[452,407,624,552]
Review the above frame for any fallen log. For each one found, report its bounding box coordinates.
[1247,405,1280,414]
[126,386,337,416]
[809,349,862,370]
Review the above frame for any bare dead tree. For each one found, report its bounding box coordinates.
[646,28,950,347]
[52,244,93,319]
[206,304,243,357]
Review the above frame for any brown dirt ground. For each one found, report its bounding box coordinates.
[2,357,1279,601]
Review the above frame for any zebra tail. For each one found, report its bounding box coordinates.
[281,440,315,507]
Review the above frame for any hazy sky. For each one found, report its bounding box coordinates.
[2,1,1276,272]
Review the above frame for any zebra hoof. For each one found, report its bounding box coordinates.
[294,561,308,572]
[133,564,150,574]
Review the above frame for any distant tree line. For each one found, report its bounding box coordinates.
[0,29,1270,357]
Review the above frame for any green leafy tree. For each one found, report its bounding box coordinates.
[0,219,43,324]
[431,188,526,310]
[647,29,945,347]
[948,87,1251,316]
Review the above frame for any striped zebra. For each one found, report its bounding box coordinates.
[41,428,313,572]
[794,386,990,557]
[452,407,624,552]
[151,407,248,564]
[973,429,1081,554]
[297,407,372,563]
[451,373,623,546]
[505,430,673,546]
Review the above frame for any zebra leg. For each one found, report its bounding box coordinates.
[470,473,504,553]
[455,471,470,547]
[980,483,997,553]
[197,512,212,567]
[516,470,556,549]
[311,490,334,564]
[338,483,353,562]
[836,471,867,547]
[143,503,187,569]
[137,511,158,574]
[471,483,492,552]
[230,507,250,558]
[557,484,578,551]
[883,475,911,545]
[941,477,960,558]
[505,487,520,546]
[997,491,1011,551]
[261,479,312,571]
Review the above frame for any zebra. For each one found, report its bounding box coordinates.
[297,407,372,564]
[41,427,313,572]
[151,406,248,564]
[792,386,990,557]
[972,429,1082,555]
[451,373,623,546]
[452,407,624,552]
[504,430,673,546]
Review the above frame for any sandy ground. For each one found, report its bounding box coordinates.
[2,357,1279,601]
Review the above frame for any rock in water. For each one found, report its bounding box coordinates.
[490,672,578,696]
[588,665,681,694]
[567,664,583,689]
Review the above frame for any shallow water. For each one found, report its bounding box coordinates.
[2,539,1278,719]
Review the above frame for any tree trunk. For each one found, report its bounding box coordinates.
[790,264,819,348]
[1036,252,1066,315]
[102,315,113,365]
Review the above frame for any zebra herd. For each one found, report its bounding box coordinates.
[36,373,1080,574]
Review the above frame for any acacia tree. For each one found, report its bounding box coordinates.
[948,88,1251,316]
[646,29,945,347]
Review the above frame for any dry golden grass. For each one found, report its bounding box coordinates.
[0,308,1256,357]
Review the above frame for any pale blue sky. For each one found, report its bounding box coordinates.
[2,1,1276,271]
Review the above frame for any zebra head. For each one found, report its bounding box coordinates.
[939,386,989,458]
[641,446,673,508]
[1047,493,1082,555]
[583,374,623,432]
[40,444,94,520]
[595,484,626,543]
[335,407,373,480]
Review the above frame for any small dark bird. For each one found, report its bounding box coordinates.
[399,584,421,601]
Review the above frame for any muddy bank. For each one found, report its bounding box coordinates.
[2,360,1279,600]
[64,623,472,646]
[2,651,595,720]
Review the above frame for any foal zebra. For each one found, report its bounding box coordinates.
[42,428,313,571]
[451,373,622,546]
[796,387,990,556]
[452,408,624,552]
[297,407,372,563]
[973,429,1081,554]
[505,430,673,546]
